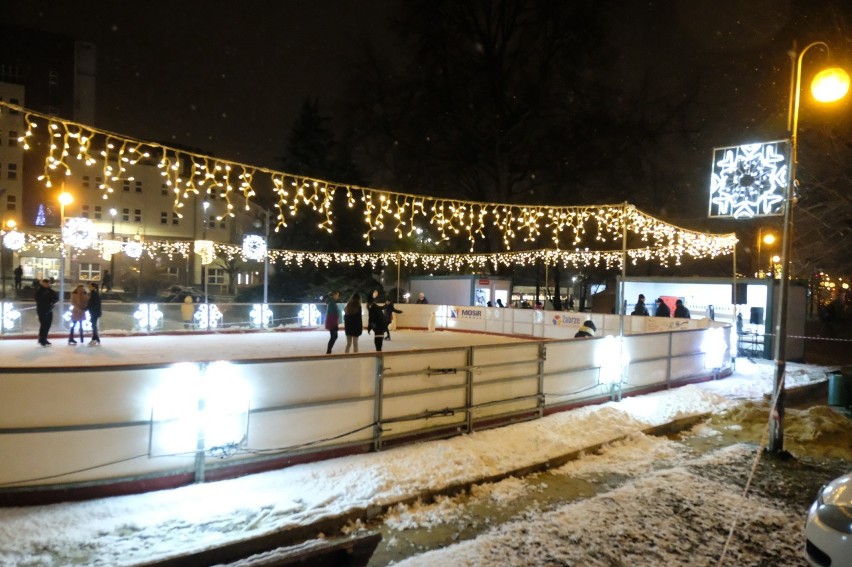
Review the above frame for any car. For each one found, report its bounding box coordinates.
[805,471,852,567]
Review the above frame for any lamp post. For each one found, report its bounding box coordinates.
[769,42,849,453]
[58,191,73,320]
[202,200,209,305]
[109,208,117,290]
[251,207,271,304]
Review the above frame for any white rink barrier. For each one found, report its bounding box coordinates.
[0,304,730,505]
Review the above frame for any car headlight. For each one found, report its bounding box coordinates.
[816,482,852,534]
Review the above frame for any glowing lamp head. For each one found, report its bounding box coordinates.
[762,233,776,245]
[4,219,15,230]
[58,192,73,206]
[811,67,850,103]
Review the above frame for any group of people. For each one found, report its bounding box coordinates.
[34,280,102,347]
[632,294,690,319]
[325,289,406,354]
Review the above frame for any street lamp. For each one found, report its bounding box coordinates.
[58,191,74,319]
[769,42,849,454]
[756,229,777,277]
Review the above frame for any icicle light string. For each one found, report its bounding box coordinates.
[0,227,736,271]
[1,101,735,258]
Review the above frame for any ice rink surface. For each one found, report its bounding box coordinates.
[0,329,537,368]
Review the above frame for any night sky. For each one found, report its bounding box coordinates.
[4,1,851,216]
[4,0,401,169]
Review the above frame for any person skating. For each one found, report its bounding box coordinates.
[87,282,102,345]
[13,265,23,290]
[343,293,363,353]
[325,290,341,354]
[367,297,388,352]
[34,279,58,346]
[383,300,403,341]
[68,284,88,345]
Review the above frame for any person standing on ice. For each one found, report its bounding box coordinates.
[631,294,649,316]
[68,284,88,345]
[34,278,58,346]
[654,297,671,318]
[86,282,102,345]
[383,300,403,341]
[343,292,363,353]
[574,320,596,338]
[367,296,388,351]
[674,299,691,319]
[324,290,341,354]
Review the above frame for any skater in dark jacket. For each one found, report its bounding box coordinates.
[34,279,58,346]
[674,299,691,319]
[383,300,403,340]
[87,282,102,345]
[367,299,389,352]
[654,298,671,318]
[343,293,363,353]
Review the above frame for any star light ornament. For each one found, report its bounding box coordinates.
[133,304,164,330]
[61,217,99,248]
[2,230,25,251]
[1,303,22,331]
[242,235,266,261]
[709,141,789,219]
[249,304,273,328]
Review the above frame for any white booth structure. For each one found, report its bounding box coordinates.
[409,275,512,307]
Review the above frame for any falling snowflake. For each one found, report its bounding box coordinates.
[709,141,789,219]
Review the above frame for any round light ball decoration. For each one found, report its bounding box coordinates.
[124,241,144,260]
[2,230,25,251]
[242,234,267,261]
[62,217,99,249]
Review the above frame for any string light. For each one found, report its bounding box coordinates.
[0,101,736,260]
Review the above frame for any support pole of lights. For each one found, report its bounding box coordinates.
[769,42,849,454]
[109,208,117,291]
[58,191,73,323]
[202,200,209,306]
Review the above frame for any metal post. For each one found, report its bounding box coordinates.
[769,41,834,453]
[263,208,269,305]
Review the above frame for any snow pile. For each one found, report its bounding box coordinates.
[0,357,845,566]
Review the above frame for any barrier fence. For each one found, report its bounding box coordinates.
[0,302,731,504]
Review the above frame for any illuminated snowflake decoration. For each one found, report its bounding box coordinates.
[62,217,99,248]
[297,303,321,327]
[2,230,25,251]
[101,239,123,260]
[242,235,267,261]
[133,304,164,330]
[249,303,273,328]
[709,141,789,219]
[194,303,223,328]
[124,241,144,259]
[1,302,22,331]
[63,306,92,331]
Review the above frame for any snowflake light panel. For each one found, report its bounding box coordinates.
[709,140,790,219]
[242,235,266,261]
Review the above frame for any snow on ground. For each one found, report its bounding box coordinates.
[0,332,847,566]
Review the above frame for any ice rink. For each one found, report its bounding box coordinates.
[0,329,537,369]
